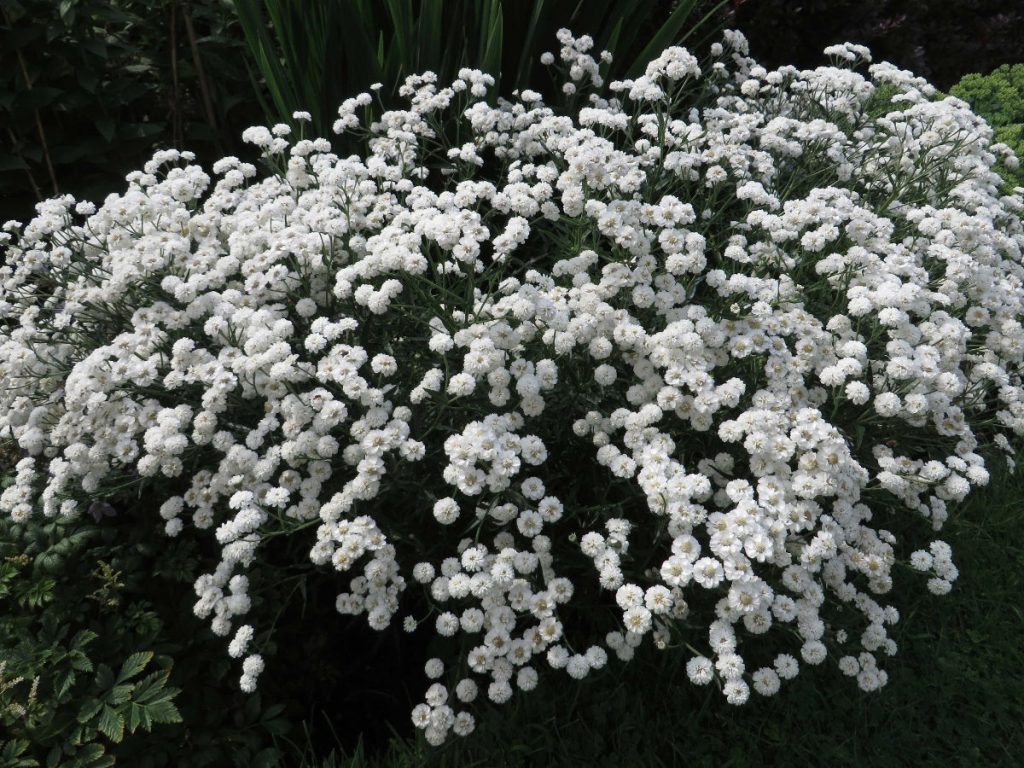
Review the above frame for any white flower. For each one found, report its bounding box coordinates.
[516,666,539,691]
[686,656,714,685]
[433,498,461,525]
[622,605,652,635]
[594,364,617,385]
[751,667,781,696]
[424,658,444,679]
[228,625,254,658]
[566,654,591,679]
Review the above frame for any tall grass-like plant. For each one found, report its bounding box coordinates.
[2,27,1024,753]
[232,0,726,135]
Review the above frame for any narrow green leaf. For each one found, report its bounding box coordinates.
[590,0,645,59]
[627,0,703,79]
[602,17,625,78]
[514,0,548,92]
[234,0,300,124]
[384,0,410,74]
[145,699,183,725]
[416,0,443,73]
[479,0,504,94]
[679,0,730,50]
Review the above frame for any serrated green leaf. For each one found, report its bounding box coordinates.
[108,684,133,706]
[132,670,170,703]
[117,651,152,684]
[66,723,86,746]
[1,739,29,759]
[126,702,147,733]
[77,698,103,724]
[78,742,112,767]
[97,706,124,743]
[70,653,93,673]
[145,699,182,725]
[71,629,98,651]
[54,668,76,698]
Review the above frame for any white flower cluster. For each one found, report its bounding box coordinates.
[2,28,1023,744]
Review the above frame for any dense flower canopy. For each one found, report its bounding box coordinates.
[2,29,1023,744]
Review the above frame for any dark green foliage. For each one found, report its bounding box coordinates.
[0,445,295,768]
[0,511,182,767]
[0,0,261,225]
[950,64,1024,188]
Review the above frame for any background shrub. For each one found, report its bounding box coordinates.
[950,64,1024,189]
[0,0,260,225]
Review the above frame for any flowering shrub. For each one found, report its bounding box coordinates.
[2,29,1023,747]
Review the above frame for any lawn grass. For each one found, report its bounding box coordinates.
[309,457,1024,768]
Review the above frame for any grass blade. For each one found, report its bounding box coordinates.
[513,0,547,93]
[627,0,702,78]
